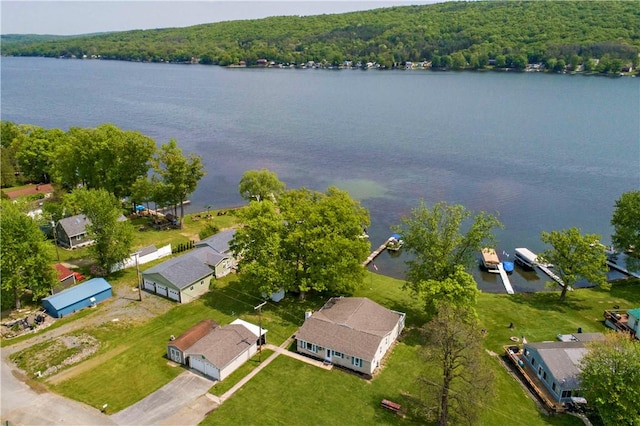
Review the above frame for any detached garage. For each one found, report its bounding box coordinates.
[42,278,112,318]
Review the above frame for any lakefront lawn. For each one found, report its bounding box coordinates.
[40,264,639,423]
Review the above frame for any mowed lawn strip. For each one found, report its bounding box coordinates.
[51,276,302,413]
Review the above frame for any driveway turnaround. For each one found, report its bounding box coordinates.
[1,358,115,426]
[110,370,216,426]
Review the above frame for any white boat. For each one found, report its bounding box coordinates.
[387,234,404,251]
[480,248,501,273]
[514,247,538,269]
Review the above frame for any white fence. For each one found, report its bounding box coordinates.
[111,244,172,272]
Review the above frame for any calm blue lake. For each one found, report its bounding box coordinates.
[2,57,638,292]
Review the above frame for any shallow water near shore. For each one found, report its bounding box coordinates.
[2,57,638,292]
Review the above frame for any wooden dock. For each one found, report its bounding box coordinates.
[363,238,394,267]
[536,264,567,288]
[497,263,514,294]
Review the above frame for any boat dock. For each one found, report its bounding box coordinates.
[607,260,640,279]
[363,238,394,267]
[497,263,514,294]
[536,264,566,288]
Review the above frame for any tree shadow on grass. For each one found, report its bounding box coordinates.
[507,291,591,313]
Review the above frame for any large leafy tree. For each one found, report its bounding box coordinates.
[611,190,640,270]
[53,124,156,198]
[0,200,57,309]
[579,332,640,426]
[539,227,608,301]
[416,265,480,319]
[230,200,286,295]
[418,303,494,426]
[232,186,370,296]
[238,169,286,202]
[152,139,206,228]
[74,188,134,274]
[395,200,502,298]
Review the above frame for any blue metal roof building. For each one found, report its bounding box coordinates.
[42,278,112,318]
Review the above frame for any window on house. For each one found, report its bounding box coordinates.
[351,357,363,368]
[304,342,317,352]
[333,351,343,358]
[531,357,536,366]
[190,286,194,290]
[552,382,557,392]
[543,371,548,382]
[561,390,571,398]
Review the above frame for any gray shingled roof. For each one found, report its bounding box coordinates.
[143,247,216,289]
[195,229,236,254]
[186,324,256,369]
[526,341,592,389]
[58,214,127,238]
[296,297,403,361]
[58,214,91,237]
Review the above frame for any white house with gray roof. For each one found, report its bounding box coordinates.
[296,297,405,377]
[522,333,604,403]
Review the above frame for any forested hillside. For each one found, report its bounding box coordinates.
[2,1,639,73]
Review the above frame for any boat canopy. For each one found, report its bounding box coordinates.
[481,248,500,265]
[515,248,538,265]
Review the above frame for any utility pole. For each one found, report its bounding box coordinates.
[50,218,60,262]
[254,301,267,362]
[135,252,142,301]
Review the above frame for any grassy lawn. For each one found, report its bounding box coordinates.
[210,349,274,396]
[19,240,639,425]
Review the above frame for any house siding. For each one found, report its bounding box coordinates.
[522,346,575,403]
[296,341,374,376]
[142,273,211,304]
[219,344,258,381]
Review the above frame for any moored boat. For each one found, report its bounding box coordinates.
[387,234,404,251]
[480,248,501,273]
[514,247,538,269]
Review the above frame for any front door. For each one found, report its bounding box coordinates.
[325,348,332,363]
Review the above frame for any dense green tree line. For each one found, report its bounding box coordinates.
[2,1,638,73]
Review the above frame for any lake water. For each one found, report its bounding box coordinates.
[2,57,638,292]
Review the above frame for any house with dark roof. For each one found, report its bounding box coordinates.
[521,333,604,403]
[56,214,93,249]
[42,278,112,318]
[167,318,266,381]
[142,247,217,303]
[194,229,236,277]
[56,213,127,249]
[296,297,405,377]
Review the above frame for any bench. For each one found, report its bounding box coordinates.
[380,399,401,413]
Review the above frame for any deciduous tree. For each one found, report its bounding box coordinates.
[539,227,608,301]
[74,188,134,274]
[417,303,494,426]
[152,139,205,228]
[579,332,640,426]
[396,200,502,295]
[611,190,640,270]
[0,200,57,309]
[232,185,370,297]
[238,169,286,202]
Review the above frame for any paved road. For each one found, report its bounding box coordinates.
[1,358,115,426]
[110,371,216,426]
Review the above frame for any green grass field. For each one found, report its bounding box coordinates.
[41,266,639,424]
[10,208,638,426]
